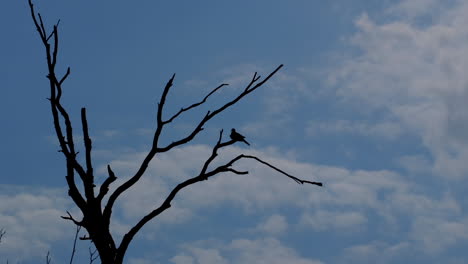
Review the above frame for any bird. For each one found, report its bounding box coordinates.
[230,128,250,146]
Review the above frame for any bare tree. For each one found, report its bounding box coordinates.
[28,1,322,263]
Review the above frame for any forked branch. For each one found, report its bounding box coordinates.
[104,65,284,222]
[164,83,229,124]
[29,0,90,213]
[29,1,320,263]
[61,211,83,226]
[0,228,5,244]
[117,129,321,255]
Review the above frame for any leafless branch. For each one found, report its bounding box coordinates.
[238,155,323,186]
[37,13,47,39]
[46,251,52,264]
[164,83,228,124]
[157,65,283,153]
[46,20,60,41]
[61,211,83,226]
[59,67,71,85]
[69,225,81,264]
[29,0,88,213]
[0,228,5,244]
[104,64,283,223]
[29,2,318,263]
[89,246,99,264]
[81,108,95,199]
[97,165,117,202]
[80,235,91,241]
[116,127,318,255]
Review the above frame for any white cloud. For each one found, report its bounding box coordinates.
[396,154,432,174]
[83,134,468,259]
[172,238,323,264]
[256,214,288,235]
[410,216,468,253]
[228,238,323,264]
[306,119,403,140]
[300,210,367,232]
[0,186,75,262]
[388,192,460,218]
[328,0,468,178]
[2,139,467,262]
[171,255,195,264]
[341,240,411,264]
[386,0,453,19]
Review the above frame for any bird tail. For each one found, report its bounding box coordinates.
[243,139,250,146]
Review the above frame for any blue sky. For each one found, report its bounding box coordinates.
[2,0,468,263]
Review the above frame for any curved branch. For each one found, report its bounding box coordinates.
[236,155,323,186]
[97,165,117,202]
[61,211,83,226]
[157,64,283,153]
[116,128,319,257]
[163,83,229,124]
[105,65,283,222]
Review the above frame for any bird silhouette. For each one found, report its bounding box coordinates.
[230,128,250,146]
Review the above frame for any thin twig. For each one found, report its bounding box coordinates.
[105,65,283,223]
[239,155,323,186]
[89,246,99,264]
[117,126,319,255]
[69,225,81,264]
[97,164,117,201]
[61,211,83,226]
[46,251,52,264]
[0,228,5,244]
[164,83,229,124]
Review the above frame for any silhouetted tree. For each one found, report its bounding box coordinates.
[28,1,322,263]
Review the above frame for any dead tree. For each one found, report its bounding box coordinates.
[28,1,322,263]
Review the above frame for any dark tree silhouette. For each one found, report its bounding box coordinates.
[28,1,322,263]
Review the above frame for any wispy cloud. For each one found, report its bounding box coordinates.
[306,119,403,140]
[171,237,323,264]
[328,1,468,178]
[0,186,75,262]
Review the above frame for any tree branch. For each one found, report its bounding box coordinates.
[89,246,99,264]
[97,165,117,202]
[116,125,318,257]
[235,155,323,186]
[163,83,228,124]
[0,228,5,244]
[69,225,81,264]
[29,3,316,264]
[157,64,283,154]
[156,74,175,127]
[29,0,89,215]
[81,108,95,200]
[46,251,52,264]
[60,67,71,85]
[104,65,283,222]
[61,211,83,226]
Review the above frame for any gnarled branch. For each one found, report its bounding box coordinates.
[104,65,283,222]
[117,128,320,255]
